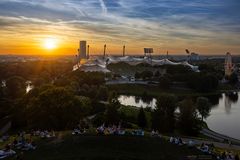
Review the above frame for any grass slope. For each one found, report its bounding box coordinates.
[21,135,202,160]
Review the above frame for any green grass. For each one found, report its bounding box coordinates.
[107,84,227,98]
[14,134,203,160]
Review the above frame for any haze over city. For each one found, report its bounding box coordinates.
[0,0,240,55]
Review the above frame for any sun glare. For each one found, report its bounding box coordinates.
[43,38,58,50]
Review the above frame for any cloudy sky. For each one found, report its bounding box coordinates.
[0,0,239,55]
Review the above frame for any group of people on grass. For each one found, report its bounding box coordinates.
[151,130,162,137]
[169,136,184,145]
[1,126,240,160]
[0,129,57,159]
[95,123,147,136]
[219,151,239,160]
[32,130,56,138]
[198,143,239,160]
[168,136,240,160]
[0,131,36,159]
[96,124,126,135]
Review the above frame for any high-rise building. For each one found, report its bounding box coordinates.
[103,44,106,57]
[225,52,234,77]
[123,45,126,57]
[79,41,87,59]
[144,48,153,58]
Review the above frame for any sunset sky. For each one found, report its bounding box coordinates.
[0,0,239,55]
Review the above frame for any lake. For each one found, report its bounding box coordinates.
[118,93,240,140]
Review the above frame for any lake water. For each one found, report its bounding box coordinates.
[118,93,240,140]
[26,81,34,93]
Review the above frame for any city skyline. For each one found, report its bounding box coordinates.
[0,0,240,55]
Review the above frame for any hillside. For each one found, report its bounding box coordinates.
[18,135,203,160]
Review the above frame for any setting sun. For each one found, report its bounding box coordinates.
[43,38,58,50]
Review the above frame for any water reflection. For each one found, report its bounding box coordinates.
[224,93,238,114]
[224,95,232,114]
[26,81,34,93]
[118,95,156,108]
[1,80,6,87]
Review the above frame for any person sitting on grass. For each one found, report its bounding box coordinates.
[178,138,183,145]
[116,125,125,135]
[132,129,144,136]
[151,130,159,137]
[96,124,105,135]
[199,143,209,153]
[188,140,195,148]
[0,144,16,159]
[21,139,36,151]
[174,138,179,145]
[72,127,86,135]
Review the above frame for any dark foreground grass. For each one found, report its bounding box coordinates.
[18,135,204,160]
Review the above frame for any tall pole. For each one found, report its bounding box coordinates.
[104,44,106,58]
[123,45,125,57]
[87,45,90,59]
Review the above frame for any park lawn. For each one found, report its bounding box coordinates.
[17,135,203,160]
[107,84,223,98]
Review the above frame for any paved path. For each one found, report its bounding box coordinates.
[201,128,240,145]
[181,137,240,150]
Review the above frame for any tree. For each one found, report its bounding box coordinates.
[105,102,120,125]
[159,76,171,89]
[96,86,109,101]
[152,94,176,132]
[141,70,153,80]
[154,71,160,77]
[138,107,147,129]
[105,91,120,125]
[6,76,26,99]
[178,98,200,135]
[229,73,239,85]
[187,73,219,92]
[196,97,211,121]
[25,87,91,130]
[135,72,141,79]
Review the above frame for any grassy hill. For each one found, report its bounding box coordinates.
[17,134,204,160]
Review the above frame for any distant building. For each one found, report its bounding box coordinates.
[144,48,153,58]
[190,52,200,61]
[225,52,234,77]
[78,41,87,59]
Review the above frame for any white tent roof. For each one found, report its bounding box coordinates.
[78,64,110,73]
[74,56,199,72]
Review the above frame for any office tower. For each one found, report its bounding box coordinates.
[79,41,87,59]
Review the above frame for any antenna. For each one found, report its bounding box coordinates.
[103,44,106,57]
[123,45,126,57]
[87,45,90,59]
[185,49,190,61]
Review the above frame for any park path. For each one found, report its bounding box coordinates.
[181,137,240,150]
[201,128,240,145]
